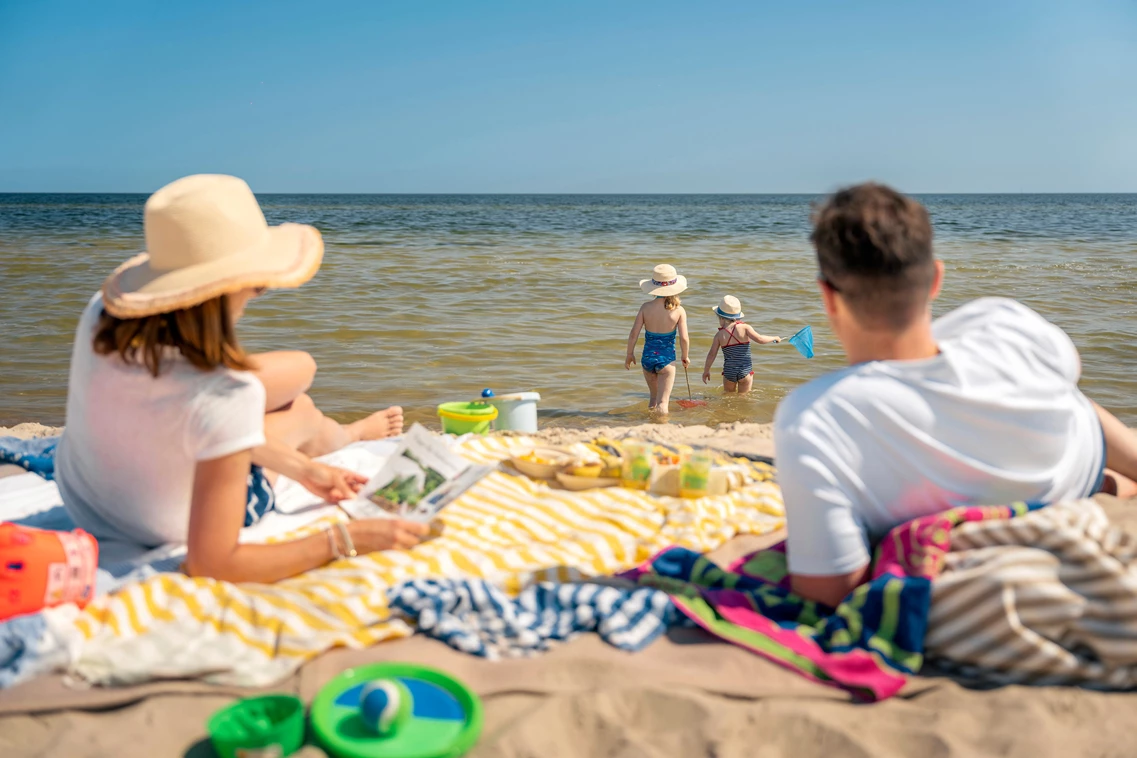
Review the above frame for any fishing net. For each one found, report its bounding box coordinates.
[788,326,814,359]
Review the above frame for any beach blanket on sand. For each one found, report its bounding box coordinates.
[627,498,1137,700]
[0,437,57,480]
[1,436,783,688]
[388,579,687,659]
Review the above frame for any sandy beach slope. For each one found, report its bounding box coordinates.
[1,422,1135,757]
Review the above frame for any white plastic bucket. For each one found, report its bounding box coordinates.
[483,392,541,432]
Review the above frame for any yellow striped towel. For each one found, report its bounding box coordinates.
[61,435,784,686]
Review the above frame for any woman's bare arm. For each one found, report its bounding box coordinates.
[185,450,427,584]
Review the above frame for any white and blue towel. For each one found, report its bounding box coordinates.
[388,578,688,659]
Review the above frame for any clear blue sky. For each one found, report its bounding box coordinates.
[1,0,1135,193]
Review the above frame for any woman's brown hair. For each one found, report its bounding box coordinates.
[663,295,681,311]
[93,295,254,377]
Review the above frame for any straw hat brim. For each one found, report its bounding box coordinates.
[713,306,744,320]
[101,223,324,318]
[639,274,688,297]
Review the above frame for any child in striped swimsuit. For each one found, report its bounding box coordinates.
[701,295,783,393]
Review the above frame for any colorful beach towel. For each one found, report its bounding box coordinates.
[625,501,1047,701]
[3,436,783,687]
[388,578,686,659]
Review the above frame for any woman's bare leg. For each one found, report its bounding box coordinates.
[249,351,317,411]
[737,374,754,394]
[264,394,404,459]
[722,377,738,393]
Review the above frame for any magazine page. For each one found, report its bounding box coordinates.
[339,424,493,523]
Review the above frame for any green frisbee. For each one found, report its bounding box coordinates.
[311,662,483,758]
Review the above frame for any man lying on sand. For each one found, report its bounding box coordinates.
[774,182,1137,607]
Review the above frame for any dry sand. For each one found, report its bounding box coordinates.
[2,421,1136,757]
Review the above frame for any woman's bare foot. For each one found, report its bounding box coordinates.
[347,406,404,441]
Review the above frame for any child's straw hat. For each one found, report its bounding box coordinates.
[101,174,324,318]
[712,295,744,320]
[639,264,688,296]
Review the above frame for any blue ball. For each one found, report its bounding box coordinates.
[481,388,495,398]
[359,679,409,736]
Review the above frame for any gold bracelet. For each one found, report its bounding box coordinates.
[334,521,358,558]
[327,527,343,560]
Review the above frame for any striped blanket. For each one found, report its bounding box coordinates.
[388,578,686,659]
[627,499,1137,700]
[16,436,784,687]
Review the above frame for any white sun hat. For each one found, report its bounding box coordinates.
[101,174,324,318]
[712,295,744,320]
[639,264,688,296]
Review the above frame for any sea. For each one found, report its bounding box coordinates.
[1,194,1135,429]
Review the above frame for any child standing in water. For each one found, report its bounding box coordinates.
[702,295,782,393]
[625,264,690,414]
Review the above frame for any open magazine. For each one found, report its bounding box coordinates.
[339,423,494,523]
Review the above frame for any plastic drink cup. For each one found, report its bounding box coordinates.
[680,449,713,499]
[621,441,654,490]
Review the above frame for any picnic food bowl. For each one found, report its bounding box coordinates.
[510,447,574,479]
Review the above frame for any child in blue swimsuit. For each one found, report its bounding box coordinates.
[625,264,690,415]
[701,295,782,394]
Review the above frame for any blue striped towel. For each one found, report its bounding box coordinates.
[0,436,58,480]
[388,579,688,659]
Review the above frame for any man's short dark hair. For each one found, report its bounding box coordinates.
[810,183,935,330]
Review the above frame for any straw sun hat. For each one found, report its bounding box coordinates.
[101,174,324,318]
[712,295,744,320]
[639,264,688,297]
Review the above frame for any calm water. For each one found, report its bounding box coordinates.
[1,194,1136,429]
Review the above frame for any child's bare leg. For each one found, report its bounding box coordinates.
[722,377,738,394]
[643,370,660,409]
[1092,401,1137,497]
[737,374,754,394]
[655,365,677,415]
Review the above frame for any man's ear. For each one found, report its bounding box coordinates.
[818,278,839,318]
[929,259,945,301]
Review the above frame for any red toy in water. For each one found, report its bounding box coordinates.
[0,523,98,621]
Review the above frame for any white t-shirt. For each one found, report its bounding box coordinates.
[774,297,1104,577]
[56,293,266,547]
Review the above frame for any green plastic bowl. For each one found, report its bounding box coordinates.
[207,694,305,758]
[437,402,498,435]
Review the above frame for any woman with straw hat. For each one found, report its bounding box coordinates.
[624,264,691,415]
[56,174,427,582]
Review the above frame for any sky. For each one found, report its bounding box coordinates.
[1,0,1135,193]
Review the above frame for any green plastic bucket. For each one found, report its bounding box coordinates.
[437,402,498,435]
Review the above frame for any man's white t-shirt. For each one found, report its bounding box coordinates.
[56,293,266,547]
[774,297,1104,577]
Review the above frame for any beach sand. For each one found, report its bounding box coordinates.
[2,421,1136,757]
